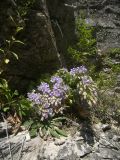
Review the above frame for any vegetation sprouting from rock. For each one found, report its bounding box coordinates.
[0,0,119,141]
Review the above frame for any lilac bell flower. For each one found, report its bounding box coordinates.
[50,76,63,84]
[27,91,41,104]
[37,82,51,94]
[70,66,87,76]
[82,76,92,85]
[27,74,70,120]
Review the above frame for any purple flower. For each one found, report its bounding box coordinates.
[62,68,68,72]
[47,108,53,116]
[37,82,51,94]
[41,108,53,121]
[53,89,63,97]
[52,82,69,98]
[70,66,87,76]
[43,103,50,109]
[27,92,41,104]
[27,75,69,120]
[85,18,96,26]
[50,76,63,84]
[64,85,69,91]
[81,76,92,85]
[41,112,49,120]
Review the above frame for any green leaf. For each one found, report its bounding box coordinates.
[82,52,89,55]
[0,79,8,88]
[3,107,9,112]
[69,99,73,104]
[14,40,25,45]
[12,36,15,41]
[6,40,10,45]
[16,27,23,33]
[41,126,47,137]
[11,52,18,60]
[53,117,67,121]
[51,121,61,128]
[14,90,19,96]
[0,48,4,53]
[30,128,37,138]
[88,100,92,107]
[83,91,87,99]
[9,16,17,26]
[23,120,33,129]
[55,127,67,137]
[20,99,31,110]
[49,128,60,138]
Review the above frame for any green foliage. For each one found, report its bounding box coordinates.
[68,18,96,68]
[0,79,18,112]
[96,48,120,89]
[108,48,120,57]
[23,119,39,138]
[39,117,67,139]
[0,16,24,75]
[27,67,98,138]
[97,91,120,123]
[23,117,67,139]
[17,97,32,118]
[0,78,32,119]
[95,48,120,123]
[0,14,27,119]
[56,68,98,108]
[17,0,36,16]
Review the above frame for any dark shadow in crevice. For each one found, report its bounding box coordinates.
[80,118,95,146]
[75,100,95,146]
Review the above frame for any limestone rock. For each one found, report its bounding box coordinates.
[0,122,12,138]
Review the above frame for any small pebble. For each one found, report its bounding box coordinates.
[54,139,65,145]
[101,124,111,132]
[113,135,120,142]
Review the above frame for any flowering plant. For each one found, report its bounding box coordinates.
[70,66,97,106]
[28,66,97,121]
[56,66,98,107]
[27,66,98,138]
[27,76,69,121]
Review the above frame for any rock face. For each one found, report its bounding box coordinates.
[0,0,60,92]
[0,123,120,160]
[0,0,120,91]
[48,0,120,54]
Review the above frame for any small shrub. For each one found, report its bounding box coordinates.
[68,18,97,70]
[0,14,24,74]
[0,79,32,120]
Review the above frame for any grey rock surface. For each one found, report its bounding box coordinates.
[48,0,120,56]
[0,123,120,160]
[0,122,12,138]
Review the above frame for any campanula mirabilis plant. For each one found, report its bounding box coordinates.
[58,66,98,107]
[27,76,70,121]
[27,66,98,138]
[28,66,98,122]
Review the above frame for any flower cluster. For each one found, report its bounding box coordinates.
[81,75,92,86]
[69,66,98,106]
[27,76,69,121]
[70,66,87,76]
